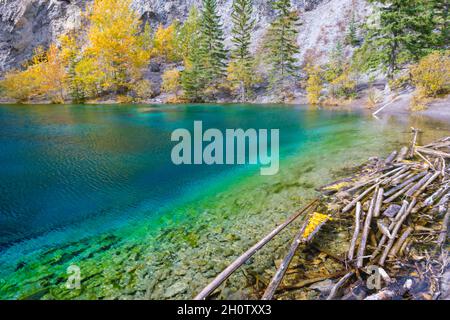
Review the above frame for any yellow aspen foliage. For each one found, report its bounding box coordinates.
[305,63,323,105]
[161,68,181,96]
[134,79,153,101]
[152,23,178,62]
[38,44,67,103]
[73,56,104,98]
[411,51,450,98]
[302,212,332,241]
[86,0,151,92]
[0,69,37,102]
[329,66,357,99]
[1,45,66,103]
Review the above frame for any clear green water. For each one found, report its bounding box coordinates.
[0,103,448,300]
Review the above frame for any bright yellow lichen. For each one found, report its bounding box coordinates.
[302,212,332,240]
[322,181,351,192]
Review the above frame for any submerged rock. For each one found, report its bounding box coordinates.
[164,282,188,298]
[310,279,335,294]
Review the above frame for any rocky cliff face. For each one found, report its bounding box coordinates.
[0,0,369,73]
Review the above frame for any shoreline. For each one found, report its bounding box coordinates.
[2,92,448,120]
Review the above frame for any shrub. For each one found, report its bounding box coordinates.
[161,69,181,96]
[328,66,357,99]
[0,69,37,102]
[134,79,153,101]
[411,51,450,97]
[366,87,383,109]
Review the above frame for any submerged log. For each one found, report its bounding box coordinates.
[389,226,413,257]
[194,199,318,300]
[327,271,355,300]
[261,222,308,300]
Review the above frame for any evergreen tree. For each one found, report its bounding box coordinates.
[180,6,207,102]
[361,0,436,79]
[346,10,359,47]
[198,0,228,88]
[430,0,449,49]
[182,43,206,102]
[265,0,300,100]
[228,0,255,101]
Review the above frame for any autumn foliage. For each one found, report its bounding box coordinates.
[411,51,450,98]
[1,0,151,103]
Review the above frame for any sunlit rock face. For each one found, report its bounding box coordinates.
[0,0,368,72]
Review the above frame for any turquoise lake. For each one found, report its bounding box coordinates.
[0,104,449,299]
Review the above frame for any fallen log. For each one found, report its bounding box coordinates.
[193,199,318,300]
[275,270,349,293]
[384,171,428,197]
[384,181,415,203]
[348,202,362,262]
[357,196,376,268]
[437,208,450,248]
[379,199,417,266]
[346,166,404,195]
[395,146,408,162]
[389,226,413,257]
[412,171,440,197]
[327,271,355,300]
[371,201,408,261]
[343,183,379,213]
[261,223,308,300]
[373,187,384,218]
[408,128,420,159]
[385,150,398,164]
[416,147,450,159]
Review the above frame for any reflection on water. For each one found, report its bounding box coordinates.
[0,104,448,299]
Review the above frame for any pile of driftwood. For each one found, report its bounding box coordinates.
[318,128,449,300]
[194,129,449,301]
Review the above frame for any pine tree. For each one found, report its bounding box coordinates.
[182,44,206,102]
[228,0,255,101]
[175,6,201,63]
[346,10,359,47]
[198,0,228,88]
[265,0,300,100]
[180,6,207,102]
[362,0,436,79]
[430,0,449,49]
